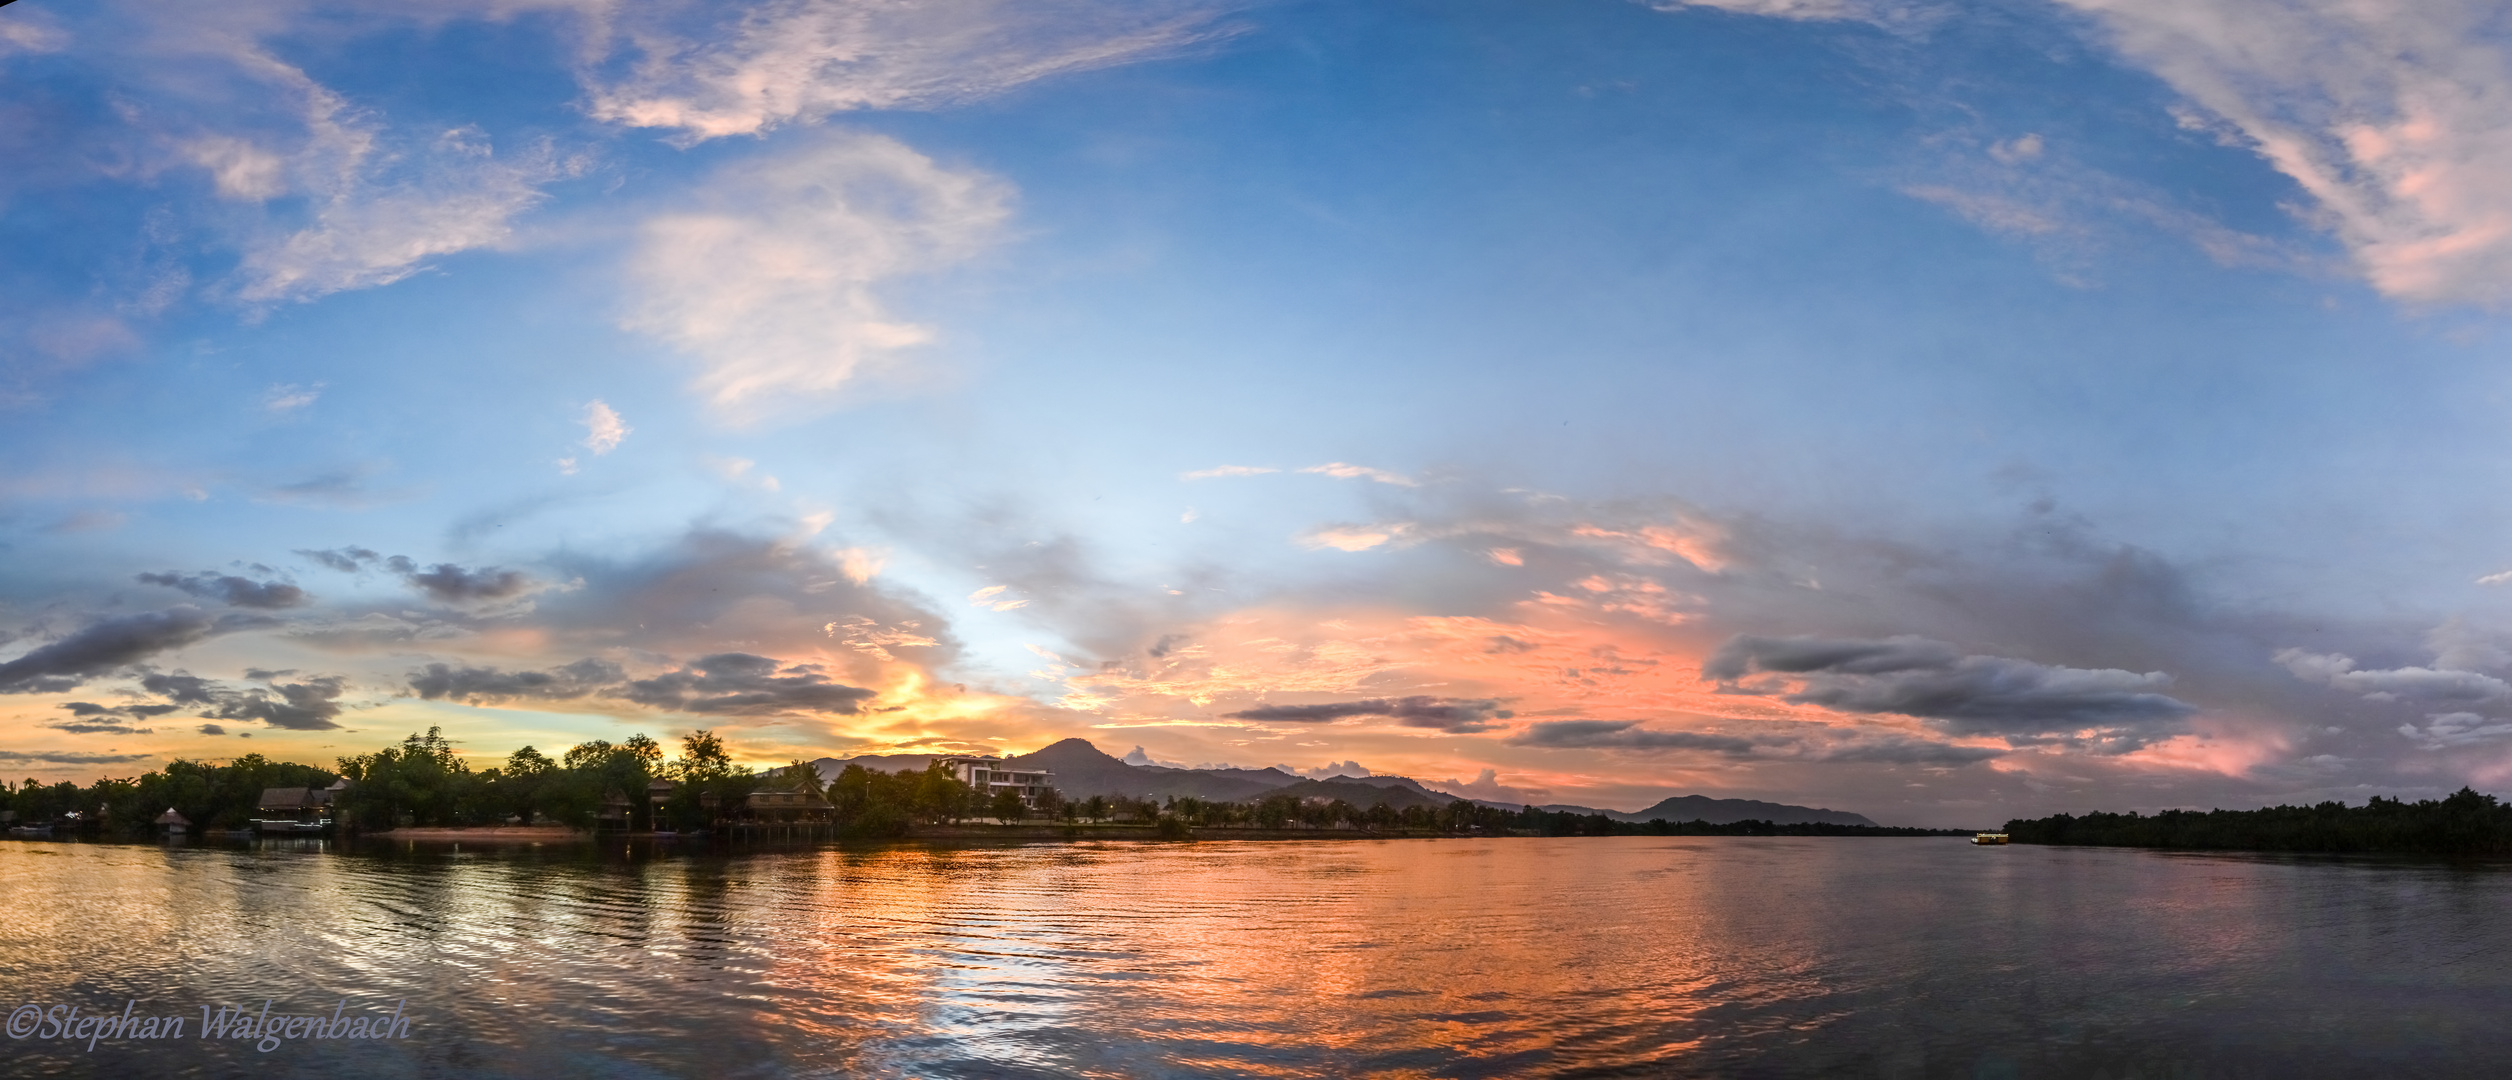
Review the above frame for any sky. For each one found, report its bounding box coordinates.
[6,0,2512,827]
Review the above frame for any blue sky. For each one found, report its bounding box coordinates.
[6,0,2512,825]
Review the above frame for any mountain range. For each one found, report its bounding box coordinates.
[811,738,1876,825]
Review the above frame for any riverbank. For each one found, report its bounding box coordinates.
[2004,787,2512,854]
[366,825,582,842]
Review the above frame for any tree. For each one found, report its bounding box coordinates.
[500,746,557,824]
[990,789,1026,823]
[336,728,474,829]
[557,735,662,830]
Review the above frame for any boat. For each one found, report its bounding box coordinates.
[1972,832,2009,845]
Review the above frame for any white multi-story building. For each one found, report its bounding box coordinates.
[935,756,1053,807]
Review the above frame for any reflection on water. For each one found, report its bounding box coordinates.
[4,836,2511,1077]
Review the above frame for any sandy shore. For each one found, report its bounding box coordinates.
[366,825,584,842]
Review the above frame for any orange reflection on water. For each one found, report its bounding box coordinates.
[17,834,2499,1078]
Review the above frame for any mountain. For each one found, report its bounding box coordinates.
[1260,778,1451,810]
[809,753,943,782]
[1003,739,1294,802]
[1607,795,1874,827]
[812,739,1875,824]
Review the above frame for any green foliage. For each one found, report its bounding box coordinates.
[5,755,337,834]
[824,763,975,838]
[988,789,1026,822]
[2005,788,2512,854]
[14,743,1976,843]
[651,731,759,830]
[336,727,471,828]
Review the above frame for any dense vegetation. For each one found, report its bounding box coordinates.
[332,727,772,832]
[9,734,1965,841]
[2004,788,2512,854]
[4,728,788,834]
[4,754,337,832]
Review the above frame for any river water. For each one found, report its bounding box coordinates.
[3,835,2509,1078]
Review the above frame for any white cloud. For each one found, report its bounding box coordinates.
[1299,462,1418,487]
[1278,759,1375,779]
[623,131,1014,416]
[2275,647,2512,704]
[2480,570,2512,586]
[584,0,1234,143]
[1181,465,1278,480]
[2057,0,2512,305]
[832,547,886,584]
[581,400,630,455]
[235,125,563,304]
[966,584,1027,611]
[702,454,781,491]
[1298,523,1416,552]
[1899,136,2306,284]
[184,135,290,201]
[0,10,69,55]
[1988,133,2045,164]
[1121,745,1184,768]
[1644,0,1891,22]
[1424,767,1550,805]
[262,383,321,412]
[2401,711,2512,750]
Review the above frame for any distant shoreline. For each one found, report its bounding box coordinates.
[2004,788,2512,855]
[365,825,582,842]
[347,820,1969,844]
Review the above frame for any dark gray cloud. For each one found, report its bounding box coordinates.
[0,607,259,694]
[139,672,221,705]
[1508,720,1763,755]
[1507,719,2004,766]
[60,701,180,718]
[295,546,381,573]
[51,699,174,734]
[260,469,410,509]
[0,750,153,765]
[294,546,536,604]
[49,721,155,735]
[198,674,348,731]
[197,724,226,736]
[616,653,876,716]
[1222,695,1514,733]
[1704,635,1962,680]
[136,571,309,609]
[529,528,963,666]
[134,670,347,731]
[1710,634,2195,751]
[408,659,624,703]
[1808,739,2009,765]
[395,559,534,603]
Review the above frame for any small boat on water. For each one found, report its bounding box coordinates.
[1972,832,2009,845]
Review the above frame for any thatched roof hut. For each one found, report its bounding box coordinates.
[154,808,190,827]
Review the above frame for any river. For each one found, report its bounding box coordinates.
[3,835,2508,1077]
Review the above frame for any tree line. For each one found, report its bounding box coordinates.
[2003,787,2512,854]
[5,754,336,833]
[7,732,1963,841]
[4,728,795,835]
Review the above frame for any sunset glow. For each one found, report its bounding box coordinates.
[9,0,2512,828]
